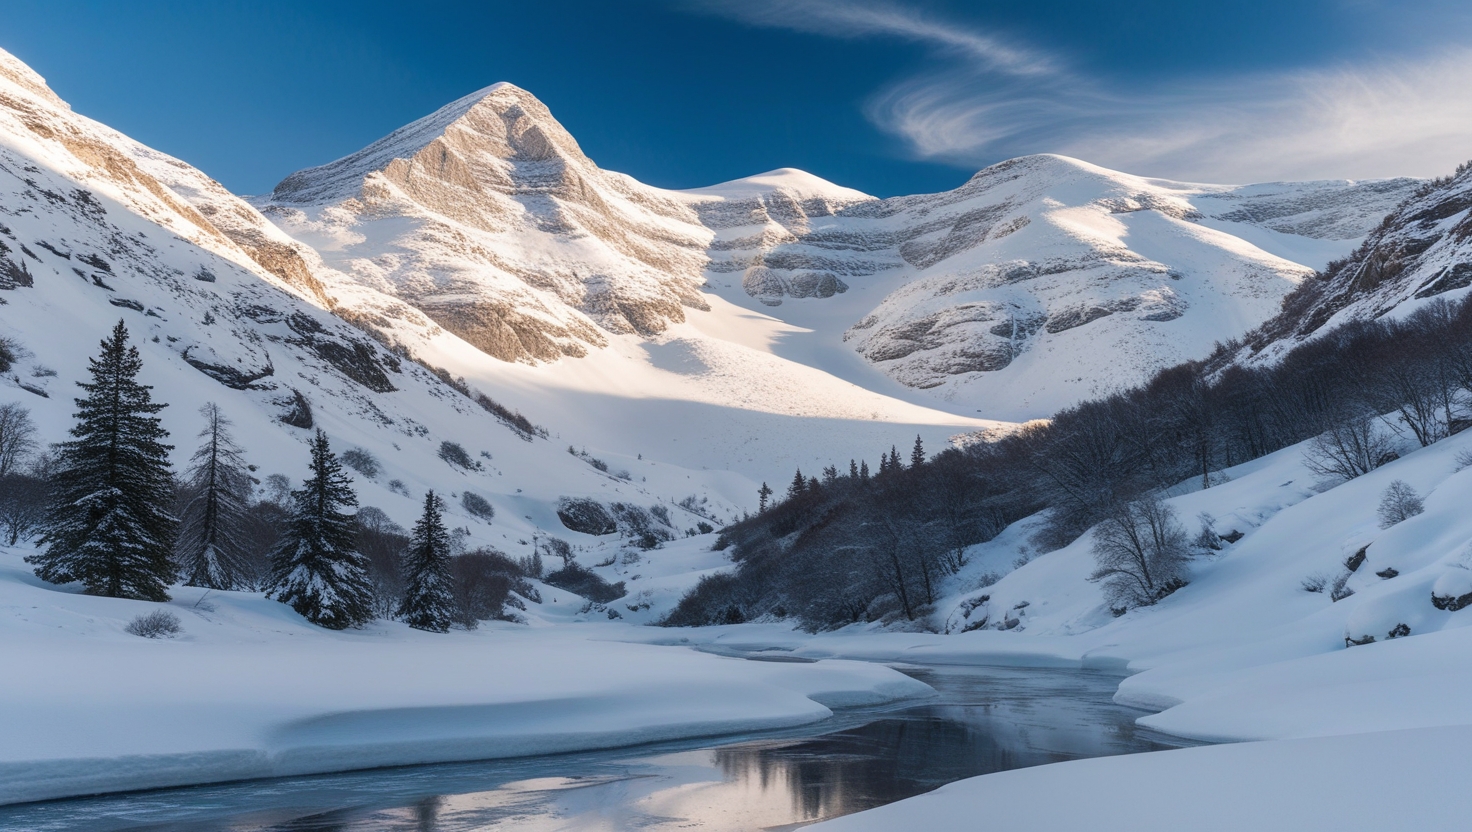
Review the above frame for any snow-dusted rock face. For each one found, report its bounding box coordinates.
[258,84,715,363]
[677,168,876,306]
[0,51,333,308]
[1239,164,1472,359]
[723,155,1417,408]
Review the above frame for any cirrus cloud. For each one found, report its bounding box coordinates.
[694,0,1472,183]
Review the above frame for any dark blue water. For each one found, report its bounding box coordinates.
[0,664,1191,831]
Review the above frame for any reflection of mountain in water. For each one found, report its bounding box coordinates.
[715,716,1022,821]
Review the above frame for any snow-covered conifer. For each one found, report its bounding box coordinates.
[176,403,253,590]
[28,321,177,600]
[266,430,374,629]
[397,490,454,632]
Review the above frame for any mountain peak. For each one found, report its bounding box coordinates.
[679,167,874,205]
[268,81,588,205]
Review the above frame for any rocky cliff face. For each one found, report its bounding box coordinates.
[1239,163,1472,361]
[258,84,715,363]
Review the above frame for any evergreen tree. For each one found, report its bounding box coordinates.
[176,403,253,590]
[822,465,838,485]
[757,482,773,512]
[849,459,859,479]
[266,430,374,629]
[397,490,454,632]
[859,460,870,480]
[28,320,177,600]
[911,435,926,469]
[808,475,820,493]
[787,467,806,500]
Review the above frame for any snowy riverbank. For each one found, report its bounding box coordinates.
[0,554,930,806]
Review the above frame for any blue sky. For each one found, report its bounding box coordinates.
[4,0,1471,197]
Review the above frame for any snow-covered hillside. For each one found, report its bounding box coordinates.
[1235,163,1472,362]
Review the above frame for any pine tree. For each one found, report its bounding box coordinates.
[397,490,454,632]
[787,467,806,500]
[266,430,374,629]
[176,403,253,590]
[849,459,859,479]
[889,446,901,472]
[911,435,925,469]
[822,465,838,485]
[29,320,177,600]
[757,482,773,512]
[859,460,870,481]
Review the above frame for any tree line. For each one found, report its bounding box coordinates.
[667,293,1472,631]
[0,320,530,631]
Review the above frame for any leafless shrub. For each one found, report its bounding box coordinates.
[1377,480,1425,528]
[340,447,381,479]
[124,609,182,638]
[461,491,495,522]
[438,441,482,471]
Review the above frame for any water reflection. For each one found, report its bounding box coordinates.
[0,665,1191,832]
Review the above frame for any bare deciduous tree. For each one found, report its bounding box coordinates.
[0,402,38,477]
[1089,493,1190,610]
[1302,416,1393,482]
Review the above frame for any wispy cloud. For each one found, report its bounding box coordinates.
[690,0,1058,77]
[695,0,1472,182]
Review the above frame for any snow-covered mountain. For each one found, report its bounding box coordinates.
[258,82,714,362]
[257,86,1417,423]
[0,49,750,557]
[688,156,1416,417]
